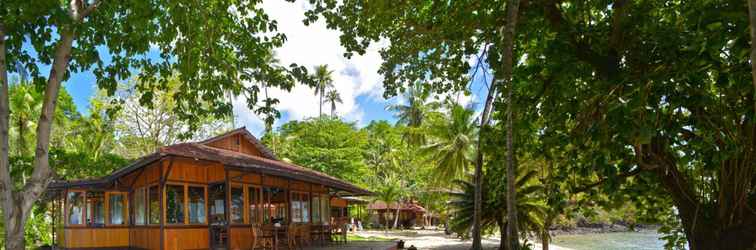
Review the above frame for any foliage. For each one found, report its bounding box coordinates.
[303,0,756,248]
[448,168,546,243]
[262,117,369,186]
[422,102,477,182]
[387,83,435,146]
[324,89,342,117]
[313,65,335,117]
[110,76,231,159]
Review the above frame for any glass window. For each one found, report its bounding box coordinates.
[188,186,206,224]
[321,196,330,224]
[302,193,310,223]
[148,185,160,224]
[209,184,225,224]
[134,188,146,225]
[230,186,244,224]
[87,191,105,226]
[166,185,185,224]
[291,193,302,223]
[248,186,260,224]
[312,195,321,223]
[109,193,127,225]
[263,187,287,224]
[67,191,84,225]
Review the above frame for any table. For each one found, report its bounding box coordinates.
[262,225,288,250]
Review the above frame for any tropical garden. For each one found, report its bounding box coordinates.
[1,0,755,250]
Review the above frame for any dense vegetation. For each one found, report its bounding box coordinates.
[2,0,755,250]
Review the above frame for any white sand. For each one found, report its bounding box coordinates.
[354,230,574,250]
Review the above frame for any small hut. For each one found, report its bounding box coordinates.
[367,201,427,228]
[46,127,370,250]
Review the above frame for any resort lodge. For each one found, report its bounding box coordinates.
[46,127,370,250]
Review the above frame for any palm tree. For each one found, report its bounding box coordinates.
[324,89,342,117]
[312,65,334,117]
[448,169,546,250]
[422,103,477,182]
[373,174,403,233]
[387,83,434,145]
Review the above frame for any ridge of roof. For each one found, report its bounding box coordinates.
[198,127,278,160]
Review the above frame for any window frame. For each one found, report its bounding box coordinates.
[86,191,106,227]
[248,185,261,225]
[290,191,311,224]
[229,184,245,224]
[132,187,147,226]
[65,190,86,227]
[164,183,186,225]
[187,184,208,225]
[106,191,129,226]
[148,184,161,225]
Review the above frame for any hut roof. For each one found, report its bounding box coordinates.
[48,127,370,196]
[367,201,426,212]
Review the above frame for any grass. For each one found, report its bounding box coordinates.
[347,234,396,242]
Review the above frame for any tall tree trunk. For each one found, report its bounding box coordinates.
[472,76,497,250]
[319,91,323,117]
[541,228,549,250]
[750,0,756,114]
[497,217,508,250]
[393,201,401,229]
[501,0,522,249]
[2,21,76,250]
[0,22,16,250]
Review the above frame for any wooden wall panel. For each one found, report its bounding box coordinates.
[262,176,287,188]
[165,158,213,184]
[120,161,162,189]
[207,134,240,152]
[289,180,310,192]
[130,227,160,250]
[331,198,348,208]
[312,184,328,194]
[208,164,225,183]
[229,170,261,184]
[63,228,129,248]
[229,227,254,250]
[164,228,209,250]
[239,138,262,157]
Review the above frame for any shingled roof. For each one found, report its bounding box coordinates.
[49,128,370,196]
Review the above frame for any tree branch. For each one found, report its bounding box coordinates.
[0,23,13,207]
[21,28,76,211]
[573,167,643,193]
[542,0,621,81]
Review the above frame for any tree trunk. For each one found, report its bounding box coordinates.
[393,201,401,229]
[1,25,75,250]
[497,217,508,250]
[501,0,522,249]
[541,229,549,250]
[319,91,323,117]
[749,0,756,114]
[473,76,497,250]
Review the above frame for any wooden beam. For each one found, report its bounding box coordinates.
[224,168,231,249]
[128,166,148,189]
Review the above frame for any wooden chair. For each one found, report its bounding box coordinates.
[286,225,300,250]
[251,226,274,250]
[297,224,311,247]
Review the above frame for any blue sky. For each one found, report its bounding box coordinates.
[30,0,490,137]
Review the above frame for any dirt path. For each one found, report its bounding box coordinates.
[354,230,574,250]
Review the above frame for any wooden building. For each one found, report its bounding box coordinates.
[367,201,427,229]
[46,127,370,250]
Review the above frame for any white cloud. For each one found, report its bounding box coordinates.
[233,0,387,135]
